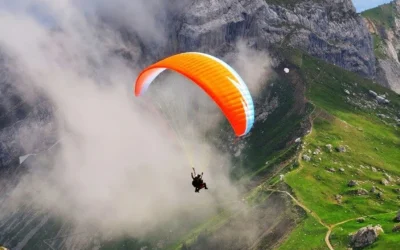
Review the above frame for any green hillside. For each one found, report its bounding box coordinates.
[279,48,400,249]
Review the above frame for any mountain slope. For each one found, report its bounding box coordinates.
[361,0,400,93]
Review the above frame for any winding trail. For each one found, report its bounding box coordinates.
[325,210,397,250]
[265,188,332,249]
[266,186,397,250]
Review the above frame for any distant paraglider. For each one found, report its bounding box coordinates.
[134,52,255,137]
[284,68,290,73]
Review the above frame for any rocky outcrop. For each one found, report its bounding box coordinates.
[348,180,358,187]
[350,225,384,248]
[169,0,375,78]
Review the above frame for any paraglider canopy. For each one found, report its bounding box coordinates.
[134,52,255,137]
[284,68,289,73]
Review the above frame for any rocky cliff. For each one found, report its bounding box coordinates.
[165,0,375,78]
[362,0,400,93]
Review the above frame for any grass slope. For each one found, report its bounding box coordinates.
[279,48,400,249]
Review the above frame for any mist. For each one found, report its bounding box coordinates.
[0,0,273,247]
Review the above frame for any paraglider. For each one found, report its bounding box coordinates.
[284,68,290,73]
[191,168,208,193]
[134,52,255,193]
[134,52,255,137]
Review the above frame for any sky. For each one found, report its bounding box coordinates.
[353,0,393,12]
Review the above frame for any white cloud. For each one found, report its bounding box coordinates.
[0,0,238,240]
[0,0,273,246]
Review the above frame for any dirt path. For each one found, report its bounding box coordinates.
[266,189,328,228]
[269,102,337,249]
[266,186,397,250]
[265,188,333,249]
[325,210,398,249]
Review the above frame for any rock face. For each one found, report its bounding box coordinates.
[171,0,375,78]
[350,225,384,248]
[362,0,400,93]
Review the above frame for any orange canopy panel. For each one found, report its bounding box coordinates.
[134,52,255,137]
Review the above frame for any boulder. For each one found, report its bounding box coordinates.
[350,225,383,248]
[349,188,369,196]
[370,186,376,193]
[325,144,333,152]
[335,194,342,204]
[369,90,378,97]
[384,173,392,182]
[357,217,366,223]
[381,178,389,186]
[328,167,336,173]
[392,224,400,232]
[377,113,387,119]
[376,95,390,104]
[336,145,346,153]
[348,180,358,187]
[313,148,321,155]
[302,155,311,162]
